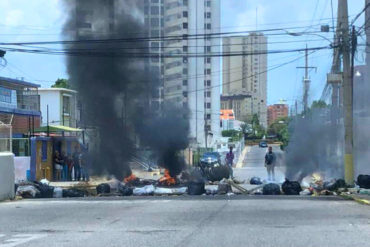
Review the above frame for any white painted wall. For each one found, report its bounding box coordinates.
[0,153,15,201]
[39,90,61,126]
[14,156,30,182]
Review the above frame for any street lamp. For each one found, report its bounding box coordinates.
[283,26,333,44]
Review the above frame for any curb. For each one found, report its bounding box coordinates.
[340,194,370,206]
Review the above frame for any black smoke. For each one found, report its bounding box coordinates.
[285,108,344,181]
[62,0,189,179]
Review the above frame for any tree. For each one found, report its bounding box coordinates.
[311,100,327,109]
[51,78,70,89]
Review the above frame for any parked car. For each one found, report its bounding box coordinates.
[259,141,268,148]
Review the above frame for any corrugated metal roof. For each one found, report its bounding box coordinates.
[0,76,40,88]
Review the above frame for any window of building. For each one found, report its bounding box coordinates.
[151,30,160,37]
[152,0,159,3]
[206,114,211,120]
[151,18,159,27]
[207,80,211,86]
[205,46,211,52]
[183,91,188,97]
[183,68,188,74]
[183,11,188,17]
[183,0,188,6]
[183,80,188,86]
[205,69,211,75]
[183,46,188,52]
[151,42,159,51]
[144,7,149,15]
[206,1,211,7]
[63,96,71,115]
[207,103,211,108]
[151,56,159,62]
[206,23,211,29]
[183,22,188,29]
[183,57,188,63]
[206,57,211,63]
[206,12,211,18]
[206,91,211,97]
[151,6,159,15]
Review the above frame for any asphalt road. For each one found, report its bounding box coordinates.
[0,197,369,247]
[234,145,286,182]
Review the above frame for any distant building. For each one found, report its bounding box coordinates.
[222,33,267,128]
[221,94,252,122]
[38,88,79,128]
[267,103,288,126]
[220,109,234,131]
[0,76,40,136]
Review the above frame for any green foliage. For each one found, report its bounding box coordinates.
[52,78,70,89]
[311,100,327,109]
[246,114,266,139]
[222,129,243,142]
[267,116,290,146]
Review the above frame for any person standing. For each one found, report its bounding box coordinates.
[265,146,276,181]
[54,151,63,181]
[61,151,68,181]
[72,146,81,181]
[225,146,235,179]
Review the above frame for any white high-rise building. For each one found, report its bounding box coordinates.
[144,0,221,148]
[222,34,268,128]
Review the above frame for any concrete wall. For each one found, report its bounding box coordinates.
[0,153,15,200]
[39,90,60,126]
[14,156,30,182]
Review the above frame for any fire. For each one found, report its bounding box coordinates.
[124,174,138,184]
[159,169,176,186]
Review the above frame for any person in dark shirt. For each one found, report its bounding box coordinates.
[265,146,276,181]
[72,146,81,181]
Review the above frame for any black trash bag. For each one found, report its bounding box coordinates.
[250,177,263,185]
[187,182,205,195]
[204,166,230,182]
[263,183,281,195]
[118,184,133,196]
[62,189,85,197]
[357,175,370,189]
[324,179,347,191]
[96,183,111,194]
[282,179,302,195]
[34,181,54,198]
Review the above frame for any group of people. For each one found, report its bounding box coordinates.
[225,145,277,181]
[54,146,88,181]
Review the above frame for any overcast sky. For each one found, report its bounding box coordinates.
[0,0,366,108]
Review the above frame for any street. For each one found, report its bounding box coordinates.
[234,144,286,182]
[0,197,369,247]
[1,145,369,247]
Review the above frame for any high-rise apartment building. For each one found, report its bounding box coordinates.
[222,34,267,128]
[144,0,221,147]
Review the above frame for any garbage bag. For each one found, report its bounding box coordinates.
[323,179,346,191]
[282,179,302,195]
[34,182,54,198]
[203,166,230,182]
[357,175,370,189]
[262,183,281,195]
[133,185,155,196]
[118,184,133,196]
[96,183,111,194]
[16,185,39,198]
[62,189,85,197]
[53,187,63,198]
[187,182,205,195]
[250,177,263,185]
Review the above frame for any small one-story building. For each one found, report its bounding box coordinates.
[38,88,79,128]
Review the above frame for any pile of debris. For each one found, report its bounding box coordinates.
[16,179,86,199]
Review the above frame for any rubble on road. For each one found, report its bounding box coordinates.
[217,179,232,195]
[133,185,155,196]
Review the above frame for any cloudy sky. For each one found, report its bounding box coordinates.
[0,0,366,108]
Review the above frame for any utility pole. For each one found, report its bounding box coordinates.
[297,45,316,114]
[339,0,354,185]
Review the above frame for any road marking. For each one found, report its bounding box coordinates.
[0,234,46,247]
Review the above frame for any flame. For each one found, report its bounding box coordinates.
[124,174,138,183]
[158,169,176,186]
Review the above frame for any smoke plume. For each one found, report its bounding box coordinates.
[285,108,344,181]
[62,0,189,179]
